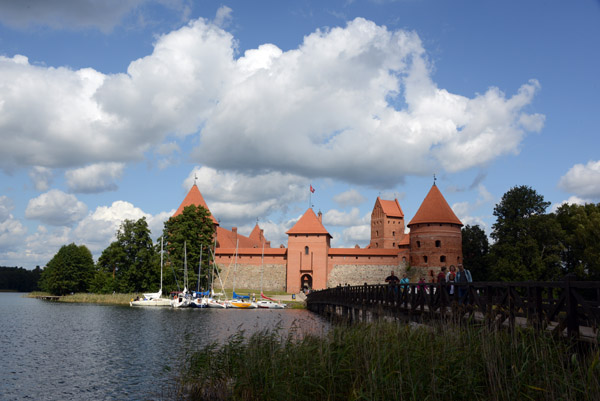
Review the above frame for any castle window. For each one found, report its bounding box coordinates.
[440,256,446,263]
[393,243,395,247]
[402,257,407,262]
[416,241,421,248]
[423,256,428,263]
[392,231,395,237]
[305,246,309,255]
[376,230,379,236]
[435,240,441,247]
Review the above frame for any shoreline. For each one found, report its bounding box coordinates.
[26,291,305,308]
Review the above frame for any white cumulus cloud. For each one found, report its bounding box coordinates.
[194,18,544,186]
[0,16,543,188]
[558,160,600,199]
[25,190,88,226]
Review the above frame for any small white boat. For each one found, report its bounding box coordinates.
[254,245,285,309]
[131,238,170,307]
[256,292,285,309]
[130,290,172,307]
[190,297,208,308]
[171,242,193,308]
[206,298,227,308]
[170,289,192,308]
[256,300,285,309]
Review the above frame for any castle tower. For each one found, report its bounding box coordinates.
[370,197,405,249]
[286,209,331,293]
[407,184,463,269]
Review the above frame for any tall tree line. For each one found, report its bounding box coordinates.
[0,266,42,292]
[462,185,600,281]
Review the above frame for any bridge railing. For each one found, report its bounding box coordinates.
[306,277,600,338]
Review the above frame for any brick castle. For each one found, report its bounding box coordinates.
[173,183,463,293]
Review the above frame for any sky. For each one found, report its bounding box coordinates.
[1,0,599,269]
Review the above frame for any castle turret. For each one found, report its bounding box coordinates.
[370,197,405,249]
[407,184,463,269]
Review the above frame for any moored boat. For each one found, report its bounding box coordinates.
[256,292,285,309]
[227,298,257,309]
[131,238,171,307]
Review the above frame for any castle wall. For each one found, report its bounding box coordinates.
[327,262,409,287]
[214,249,287,292]
[215,262,287,292]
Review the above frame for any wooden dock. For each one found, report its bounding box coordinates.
[34,295,61,301]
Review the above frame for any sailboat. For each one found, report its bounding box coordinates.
[255,241,285,309]
[206,240,227,309]
[190,245,208,308]
[130,238,171,307]
[226,239,257,309]
[170,241,191,308]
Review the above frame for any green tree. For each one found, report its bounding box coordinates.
[555,202,600,280]
[489,186,563,281]
[95,217,157,293]
[39,243,95,295]
[461,224,491,281]
[163,205,216,292]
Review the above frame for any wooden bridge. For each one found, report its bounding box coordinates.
[306,276,600,342]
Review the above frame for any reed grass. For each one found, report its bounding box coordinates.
[28,291,135,305]
[171,321,599,401]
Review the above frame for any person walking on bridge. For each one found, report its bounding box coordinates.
[456,264,472,304]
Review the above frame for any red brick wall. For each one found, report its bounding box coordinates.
[409,223,462,269]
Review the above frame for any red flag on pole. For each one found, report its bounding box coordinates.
[310,185,315,193]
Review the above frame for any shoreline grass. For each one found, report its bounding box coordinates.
[27,291,135,305]
[170,321,599,401]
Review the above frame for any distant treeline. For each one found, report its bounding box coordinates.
[0,266,42,292]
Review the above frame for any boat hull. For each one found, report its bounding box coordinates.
[227,300,257,309]
[256,300,285,309]
[206,299,227,309]
[130,298,171,307]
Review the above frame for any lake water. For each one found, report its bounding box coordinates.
[0,293,329,400]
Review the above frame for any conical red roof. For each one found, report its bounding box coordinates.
[173,184,218,224]
[286,208,331,236]
[408,184,462,226]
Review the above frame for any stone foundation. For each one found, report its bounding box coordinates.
[327,262,409,287]
[215,262,287,291]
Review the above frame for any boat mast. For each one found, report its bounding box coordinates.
[260,240,265,295]
[232,238,239,297]
[197,245,203,293]
[183,241,188,293]
[160,237,164,292]
[211,235,217,295]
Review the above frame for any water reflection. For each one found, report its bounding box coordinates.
[0,293,329,401]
